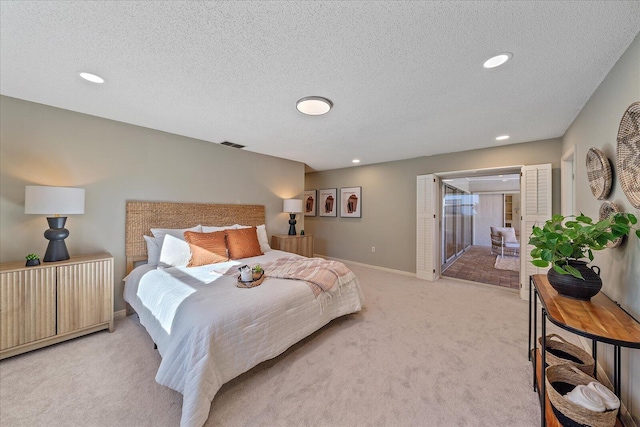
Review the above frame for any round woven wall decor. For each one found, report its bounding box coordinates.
[585,147,612,200]
[616,101,640,209]
[599,201,622,248]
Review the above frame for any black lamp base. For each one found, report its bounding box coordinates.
[43,217,70,262]
[288,213,297,235]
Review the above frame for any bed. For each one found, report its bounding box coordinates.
[123,201,364,427]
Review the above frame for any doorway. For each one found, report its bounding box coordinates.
[561,145,576,216]
[416,164,552,300]
[440,172,521,289]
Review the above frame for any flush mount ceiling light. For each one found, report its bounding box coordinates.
[483,53,512,69]
[296,96,332,115]
[496,135,510,141]
[352,159,361,164]
[78,72,105,84]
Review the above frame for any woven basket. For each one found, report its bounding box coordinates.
[586,148,612,200]
[546,364,618,427]
[236,271,265,288]
[616,101,640,209]
[539,334,595,376]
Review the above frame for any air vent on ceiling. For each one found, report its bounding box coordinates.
[220,141,245,149]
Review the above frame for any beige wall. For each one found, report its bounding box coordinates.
[562,33,640,423]
[0,96,305,311]
[305,138,562,272]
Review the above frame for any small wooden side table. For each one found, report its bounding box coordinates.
[271,234,314,257]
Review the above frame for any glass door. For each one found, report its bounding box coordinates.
[443,185,458,263]
[461,192,473,250]
[442,184,473,269]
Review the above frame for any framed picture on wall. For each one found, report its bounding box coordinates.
[318,188,337,217]
[340,187,362,218]
[304,190,317,216]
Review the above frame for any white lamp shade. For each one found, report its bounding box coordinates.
[25,186,85,215]
[283,199,303,213]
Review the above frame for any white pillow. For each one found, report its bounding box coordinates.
[158,235,192,269]
[151,225,202,246]
[256,224,271,252]
[233,224,252,229]
[500,228,518,243]
[144,235,160,266]
[202,225,236,233]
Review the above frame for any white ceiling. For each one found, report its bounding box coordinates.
[1,1,639,172]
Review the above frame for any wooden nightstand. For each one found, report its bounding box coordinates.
[0,253,114,360]
[271,234,314,257]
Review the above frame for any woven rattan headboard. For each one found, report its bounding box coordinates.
[125,201,265,273]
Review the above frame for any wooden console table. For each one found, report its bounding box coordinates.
[1,253,114,360]
[528,274,640,427]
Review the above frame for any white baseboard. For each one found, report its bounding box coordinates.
[314,254,416,277]
[576,336,636,427]
[114,309,127,319]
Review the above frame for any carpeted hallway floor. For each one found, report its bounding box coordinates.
[0,263,540,426]
[442,245,520,289]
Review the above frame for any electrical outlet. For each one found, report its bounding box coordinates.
[371,246,375,253]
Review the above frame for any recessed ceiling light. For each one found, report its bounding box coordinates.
[496,135,510,141]
[79,72,105,84]
[483,53,512,69]
[296,96,332,115]
[352,159,360,164]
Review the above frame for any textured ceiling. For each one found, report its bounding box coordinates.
[1,1,639,171]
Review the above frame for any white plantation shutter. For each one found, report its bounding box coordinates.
[417,174,438,280]
[520,164,552,299]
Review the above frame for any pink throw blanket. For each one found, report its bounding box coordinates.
[261,256,355,297]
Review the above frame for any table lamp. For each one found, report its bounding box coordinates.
[283,199,303,235]
[25,185,85,262]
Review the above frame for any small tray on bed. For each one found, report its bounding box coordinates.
[236,271,265,288]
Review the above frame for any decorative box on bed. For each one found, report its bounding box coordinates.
[123,201,364,427]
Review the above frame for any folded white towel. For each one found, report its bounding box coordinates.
[588,381,620,410]
[565,385,606,412]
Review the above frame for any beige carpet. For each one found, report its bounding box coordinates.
[0,263,540,426]
[494,256,520,272]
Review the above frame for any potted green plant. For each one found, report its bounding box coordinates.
[25,253,40,267]
[528,212,639,300]
[252,264,263,280]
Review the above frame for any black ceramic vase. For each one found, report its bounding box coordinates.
[547,260,602,301]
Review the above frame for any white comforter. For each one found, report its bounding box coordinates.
[124,250,364,427]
